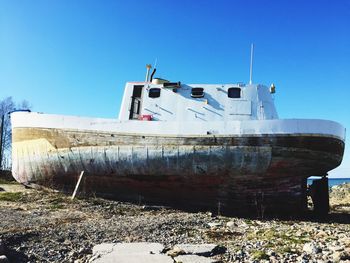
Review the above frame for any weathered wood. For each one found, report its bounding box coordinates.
[12,128,345,156]
[71,171,84,200]
[11,127,344,216]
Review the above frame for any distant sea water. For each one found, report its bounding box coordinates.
[307,178,350,188]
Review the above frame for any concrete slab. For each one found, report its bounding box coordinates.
[92,242,164,255]
[174,254,219,263]
[92,243,115,255]
[91,253,173,263]
[90,242,170,263]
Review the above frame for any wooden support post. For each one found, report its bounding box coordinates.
[310,176,329,216]
[71,171,85,200]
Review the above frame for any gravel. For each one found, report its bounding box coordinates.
[0,182,349,262]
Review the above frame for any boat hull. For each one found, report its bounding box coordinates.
[12,126,344,216]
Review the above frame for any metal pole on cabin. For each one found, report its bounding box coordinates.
[249,43,254,85]
[0,114,4,171]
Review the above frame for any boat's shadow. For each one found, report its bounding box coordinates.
[1,232,35,263]
[301,211,350,224]
[248,210,350,224]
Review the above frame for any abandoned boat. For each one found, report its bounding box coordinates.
[11,67,345,216]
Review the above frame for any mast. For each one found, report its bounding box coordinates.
[249,44,254,85]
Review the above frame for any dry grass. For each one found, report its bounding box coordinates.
[0,178,17,184]
[0,192,24,202]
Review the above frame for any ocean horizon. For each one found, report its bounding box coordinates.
[307,178,350,188]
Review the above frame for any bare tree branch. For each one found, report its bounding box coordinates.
[0,97,32,170]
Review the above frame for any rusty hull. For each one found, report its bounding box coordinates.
[12,127,344,216]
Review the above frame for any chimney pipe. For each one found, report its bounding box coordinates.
[150,68,157,82]
[145,64,152,82]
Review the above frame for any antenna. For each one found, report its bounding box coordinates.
[249,43,254,85]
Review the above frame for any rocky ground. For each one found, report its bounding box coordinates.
[0,177,349,263]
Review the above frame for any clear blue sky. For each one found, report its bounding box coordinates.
[0,0,349,177]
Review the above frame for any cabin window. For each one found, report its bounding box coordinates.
[132,85,143,97]
[191,87,204,98]
[228,88,241,98]
[149,88,161,98]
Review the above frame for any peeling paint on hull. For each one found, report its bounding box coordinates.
[12,127,344,216]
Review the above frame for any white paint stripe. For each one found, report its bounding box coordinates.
[11,112,346,141]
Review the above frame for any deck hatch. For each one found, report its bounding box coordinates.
[163,82,181,89]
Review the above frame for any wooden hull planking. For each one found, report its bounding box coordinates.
[12,127,344,216]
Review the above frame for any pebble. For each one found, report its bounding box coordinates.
[316,230,327,238]
[207,222,222,228]
[173,244,219,256]
[269,255,279,263]
[166,246,185,257]
[329,245,344,252]
[226,221,236,228]
[333,251,342,262]
[339,248,350,260]
[303,243,314,254]
[0,255,9,263]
